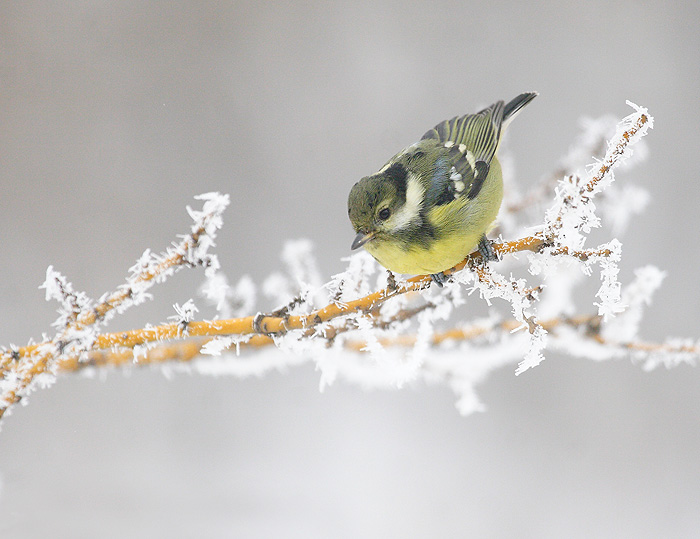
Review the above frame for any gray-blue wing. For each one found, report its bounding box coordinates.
[421,93,537,202]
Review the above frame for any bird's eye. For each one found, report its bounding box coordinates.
[378,208,391,220]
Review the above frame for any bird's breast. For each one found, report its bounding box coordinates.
[365,227,484,275]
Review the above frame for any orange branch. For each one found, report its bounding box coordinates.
[50,314,612,371]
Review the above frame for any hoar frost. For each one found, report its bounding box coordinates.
[174,103,670,414]
[5,104,688,422]
[0,193,230,417]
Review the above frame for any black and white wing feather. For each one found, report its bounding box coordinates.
[422,92,537,202]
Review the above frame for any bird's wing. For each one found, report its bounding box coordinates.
[421,101,506,203]
[421,100,506,164]
[421,93,537,205]
[422,92,537,161]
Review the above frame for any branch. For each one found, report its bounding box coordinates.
[3,101,680,422]
[53,313,700,376]
[0,193,229,417]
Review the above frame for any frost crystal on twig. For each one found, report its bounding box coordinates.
[4,101,697,424]
[169,300,199,335]
[0,193,230,420]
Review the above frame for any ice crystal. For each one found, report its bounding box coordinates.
[5,102,691,423]
[169,300,199,334]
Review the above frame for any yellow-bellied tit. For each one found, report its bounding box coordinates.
[348,92,537,286]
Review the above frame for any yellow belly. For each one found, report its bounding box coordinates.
[365,230,483,274]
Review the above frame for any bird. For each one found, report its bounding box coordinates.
[347,92,537,286]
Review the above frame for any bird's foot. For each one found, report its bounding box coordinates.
[430,272,450,287]
[478,235,498,262]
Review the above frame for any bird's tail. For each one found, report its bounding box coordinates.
[420,91,537,168]
[502,91,538,131]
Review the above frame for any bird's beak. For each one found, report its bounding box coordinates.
[351,230,376,250]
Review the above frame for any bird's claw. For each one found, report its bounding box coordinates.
[478,236,498,262]
[430,272,449,287]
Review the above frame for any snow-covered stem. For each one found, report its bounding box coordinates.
[4,101,691,421]
[0,193,229,418]
[505,114,614,214]
[541,103,652,244]
[1,236,545,364]
[52,313,700,373]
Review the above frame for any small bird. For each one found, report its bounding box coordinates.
[348,92,537,286]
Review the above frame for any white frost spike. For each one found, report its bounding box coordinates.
[281,239,327,308]
[602,265,666,342]
[282,239,323,288]
[328,250,378,305]
[515,323,547,375]
[184,192,229,276]
[127,249,155,286]
[201,337,232,356]
[40,266,65,302]
[405,308,436,378]
[594,239,625,321]
[531,255,583,320]
[200,273,256,318]
[40,266,94,330]
[199,272,232,315]
[230,275,256,316]
[169,299,199,333]
[602,184,650,236]
[263,272,292,306]
[201,335,251,356]
[543,102,653,252]
[622,265,666,307]
[261,239,325,310]
[452,381,486,415]
[355,314,386,360]
[189,192,230,237]
[454,262,546,373]
[624,101,654,132]
[641,338,700,371]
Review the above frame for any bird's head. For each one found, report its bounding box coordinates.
[348,159,422,250]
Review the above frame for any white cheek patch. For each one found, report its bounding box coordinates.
[386,173,424,231]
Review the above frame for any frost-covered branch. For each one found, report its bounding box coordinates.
[0,193,229,419]
[3,101,697,422]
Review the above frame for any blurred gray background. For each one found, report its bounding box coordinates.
[2,1,700,537]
